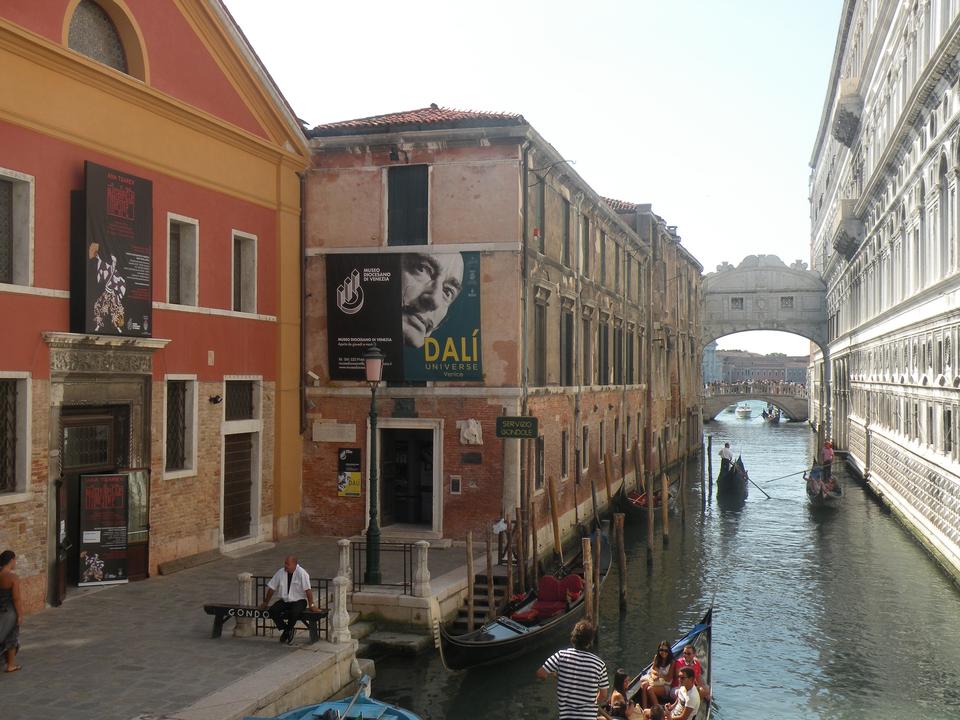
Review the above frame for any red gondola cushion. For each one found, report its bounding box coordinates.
[561,574,584,603]
[536,576,562,602]
[510,608,538,623]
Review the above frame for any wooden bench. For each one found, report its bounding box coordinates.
[203,603,329,643]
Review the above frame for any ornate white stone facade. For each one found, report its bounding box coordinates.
[811,0,960,578]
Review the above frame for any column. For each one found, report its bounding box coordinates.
[331,575,352,644]
[338,538,352,587]
[413,540,432,598]
[235,572,254,638]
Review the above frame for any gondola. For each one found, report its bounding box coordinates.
[805,463,842,508]
[623,609,713,719]
[438,526,612,671]
[619,483,675,521]
[244,674,421,720]
[716,455,749,498]
[761,408,781,423]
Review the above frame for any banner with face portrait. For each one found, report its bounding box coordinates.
[326,250,482,382]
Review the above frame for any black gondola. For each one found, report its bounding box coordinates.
[716,455,749,497]
[619,484,675,521]
[438,527,611,671]
[624,609,713,719]
[805,463,842,508]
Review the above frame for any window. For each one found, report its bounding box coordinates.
[582,317,592,385]
[165,378,196,476]
[627,331,635,383]
[627,255,633,297]
[534,302,547,386]
[600,232,607,282]
[388,165,428,245]
[928,405,934,446]
[232,231,257,313]
[599,420,605,464]
[614,417,620,454]
[598,323,610,385]
[226,380,256,420]
[626,415,632,449]
[615,244,621,290]
[613,326,624,384]
[535,435,545,490]
[0,169,33,286]
[581,216,591,277]
[168,215,198,305]
[562,198,571,266]
[582,426,590,469]
[945,409,953,454]
[68,0,127,73]
[560,309,574,386]
[536,179,546,254]
[731,297,744,310]
[780,296,794,309]
[0,376,28,496]
[561,429,569,479]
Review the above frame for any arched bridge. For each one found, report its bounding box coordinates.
[703,382,809,421]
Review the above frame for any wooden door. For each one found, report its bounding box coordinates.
[223,433,253,542]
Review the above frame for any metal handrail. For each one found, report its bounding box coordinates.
[350,541,413,595]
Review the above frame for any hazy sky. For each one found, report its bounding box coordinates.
[225,0,841,356]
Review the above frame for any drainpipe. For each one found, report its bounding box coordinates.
[299,171,307,435]
[518,140,531,529]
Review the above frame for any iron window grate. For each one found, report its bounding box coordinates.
[166,380,187,470]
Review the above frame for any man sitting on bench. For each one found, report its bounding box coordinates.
[258,555,317,645]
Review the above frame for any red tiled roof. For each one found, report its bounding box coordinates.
[603,197,640,213]
[308,104,525,137]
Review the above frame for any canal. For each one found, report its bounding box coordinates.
[373,402,960,718]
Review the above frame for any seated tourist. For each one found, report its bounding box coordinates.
[639,642,674,708]
[603,668,643,719]
[664,667,700,719]
[671,644,710,703]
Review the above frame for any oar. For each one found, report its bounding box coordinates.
[763,469,807,486]
[747,474,772,500]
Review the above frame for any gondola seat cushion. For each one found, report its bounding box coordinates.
[561,574,584,603]
[510,576,567,623]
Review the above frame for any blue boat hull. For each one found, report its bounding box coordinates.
[244,695,422,720]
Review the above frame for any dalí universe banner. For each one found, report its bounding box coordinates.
[79,474,129,587]
[326,250,482,382]
[80,161,153,336]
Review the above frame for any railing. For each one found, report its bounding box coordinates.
[252,575,330,641]
[703,382,808,398]
[350,541,414,595]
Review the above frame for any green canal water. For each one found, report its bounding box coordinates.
[373,402,960,718]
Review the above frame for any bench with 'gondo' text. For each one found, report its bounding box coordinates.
[202,603,329,642]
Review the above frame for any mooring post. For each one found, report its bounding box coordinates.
[592,531,601,627]
[614,513,627,613]
[414,540,432,598]
[707,434,714,500]
[661,473,670,545]
[547,476,563,564]
[505,517,515,611]
[486,527,495,621]
[531,501,539,590]
[516,504,526,594]
[582,536,594,623]
[466,531,475,632]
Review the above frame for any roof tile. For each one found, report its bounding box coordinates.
[308,104,525,137]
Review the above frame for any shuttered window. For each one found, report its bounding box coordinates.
[388,165,429,245]
[168,222,181,305]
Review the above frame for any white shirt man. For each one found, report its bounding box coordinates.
[719,444,733,463]
[667,667,701,719]
[259,555,316,644]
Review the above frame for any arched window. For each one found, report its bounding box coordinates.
[939,154,950,277]
[68,0,127,73]
[65,0,147,81]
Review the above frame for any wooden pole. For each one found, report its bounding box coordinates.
[506,519,515,608]
[486,527,495,621]
[581,536,594,623]
[661,473,670,545]
[603,450,614,508]
[516,504,526,594]
[592,531,602,627]
[634,441,645,494]
[573,449,581,526]
[700,439,706,511]
[679,420,687,526]
[531,501,539,590]
[466,531,475,632]
[547,476,563,565]
[615,513,627,613]
[707,434,713,499]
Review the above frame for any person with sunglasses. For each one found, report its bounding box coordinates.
[671,644,710,703]
[639,641,674,708]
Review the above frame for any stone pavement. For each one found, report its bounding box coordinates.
[0,535,466,720]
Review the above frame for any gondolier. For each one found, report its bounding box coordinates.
[718,443,733,474]
[536,619,609,720]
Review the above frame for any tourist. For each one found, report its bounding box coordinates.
[664,667,700,719]
[822,440,835,480]
[605,668,642,718]
[639,642,674,708]
[672,644,710,702]
[0,549,22,673]
[536,619,609,719]
[258,555,318,645]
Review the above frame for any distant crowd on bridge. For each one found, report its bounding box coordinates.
[703,380,807,397]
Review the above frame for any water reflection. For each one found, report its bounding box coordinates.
[374,400,960,718]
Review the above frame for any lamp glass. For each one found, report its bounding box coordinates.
[364,346,385,384]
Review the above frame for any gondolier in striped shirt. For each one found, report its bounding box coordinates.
[536,619,608,719]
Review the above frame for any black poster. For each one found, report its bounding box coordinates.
[326,251,482,382]
[77,162,153,336]
[79,474,129,586]
[337,447,361,497]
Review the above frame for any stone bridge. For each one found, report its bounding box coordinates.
[702,382,809,421]
[701,254,828,424]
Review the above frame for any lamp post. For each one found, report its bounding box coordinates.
[363,344,385,585]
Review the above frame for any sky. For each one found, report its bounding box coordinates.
[225,0,842,356]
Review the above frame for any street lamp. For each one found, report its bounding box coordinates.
[364,344,385,585]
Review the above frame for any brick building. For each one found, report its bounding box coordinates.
[302,106,702,548]
[0,1,308,611]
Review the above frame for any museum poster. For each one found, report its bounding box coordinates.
[326,251,482,382]
[78,473,129,586]
[337,447,362,497]
[81,161,153,336]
